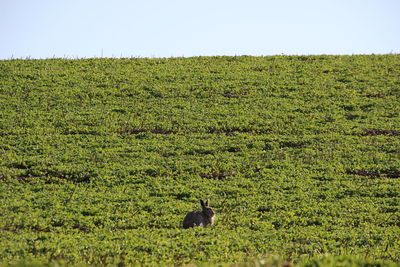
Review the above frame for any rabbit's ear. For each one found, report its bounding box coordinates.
[200,199,205,207]
[205,199,209,206]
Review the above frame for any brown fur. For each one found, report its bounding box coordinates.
[182,199,215,229]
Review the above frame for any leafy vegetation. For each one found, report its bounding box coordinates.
[0,55,399,266]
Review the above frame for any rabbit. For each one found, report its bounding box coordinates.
[182,199,215,229]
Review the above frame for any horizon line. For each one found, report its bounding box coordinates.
[1,52,399,61]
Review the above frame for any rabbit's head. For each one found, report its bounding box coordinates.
[200,199,215,218]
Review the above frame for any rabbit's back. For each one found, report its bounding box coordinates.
[183,211,205,228]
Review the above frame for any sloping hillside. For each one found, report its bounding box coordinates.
[0,55,399,265]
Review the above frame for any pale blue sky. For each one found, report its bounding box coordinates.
[1,0,399,59]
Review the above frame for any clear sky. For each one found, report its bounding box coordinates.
[1,0,399,59]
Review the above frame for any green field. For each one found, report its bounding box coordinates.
[0,55,399,266]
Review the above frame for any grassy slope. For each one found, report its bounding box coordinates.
[0,55,399,266]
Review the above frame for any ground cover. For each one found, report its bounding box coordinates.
[0,55,399,266]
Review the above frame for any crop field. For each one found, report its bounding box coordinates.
[0,55,399,266]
